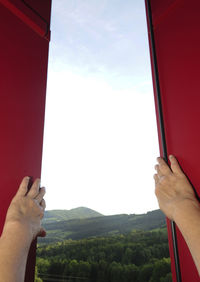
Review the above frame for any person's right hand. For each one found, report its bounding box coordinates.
[154,155,199,221]
[4,177,46,241]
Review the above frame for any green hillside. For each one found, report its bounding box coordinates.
[36,228,171,282]
[43,207,103,224]
[39,209,166,244]
[37,209,170,281]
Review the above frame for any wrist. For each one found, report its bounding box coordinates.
[1,220,33,250]
[173,198,200,223]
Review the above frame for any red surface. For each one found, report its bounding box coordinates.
[0,0,50,40]
[0,1,51,281]
[145,0,200,281]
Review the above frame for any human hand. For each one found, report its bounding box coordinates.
[4,177,46,241]
[154,155,199,221]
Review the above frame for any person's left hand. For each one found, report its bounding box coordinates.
[154,155,198,221]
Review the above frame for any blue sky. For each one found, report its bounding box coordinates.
[41,0,159,215]
[49,0,151,88]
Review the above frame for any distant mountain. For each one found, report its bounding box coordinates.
[39,209,166,245]
[43,207,103,224]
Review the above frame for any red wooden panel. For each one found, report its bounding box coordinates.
[0,0,51,281]
[145,0,200,281]
[0,0,50,39]
[24,0,52,23]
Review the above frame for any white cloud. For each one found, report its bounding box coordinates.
[41,70,159,215]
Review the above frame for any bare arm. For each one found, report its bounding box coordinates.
[154,155,200,275]
[0,177,46,282]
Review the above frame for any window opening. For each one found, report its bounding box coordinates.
[41,0,159,216]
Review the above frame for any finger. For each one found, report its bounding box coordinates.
[16,176,30,197]
[27,178,41,198]
[37,227,46,238]
[153,173,159,184]
[169,155,183,175]
[157,157,172,175]
[35,187,46,203]
[154,164,163,177]
[154,164,158,171]
[40,199,46,210]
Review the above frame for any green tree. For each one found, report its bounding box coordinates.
[122,247,133,264]
[35,266,43,282]
[36,257,50,276]
[123,264,139,282]
[150,258,171,282]
[138,263,154,282]
[160,272,172,282]
[96,260,108,282]
[110,261,123,282]
[78,260,91,277]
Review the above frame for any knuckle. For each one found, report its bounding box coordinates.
[160,163,166,170]
[162,165,168,170]
[158,157,164,163]
[160,175,168,183]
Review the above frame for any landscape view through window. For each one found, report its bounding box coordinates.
[36,2,171,281]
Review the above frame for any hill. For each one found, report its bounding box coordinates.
[43,207,103,223]
[39,209,166,244]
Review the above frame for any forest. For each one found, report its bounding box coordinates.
[36,227,172,282]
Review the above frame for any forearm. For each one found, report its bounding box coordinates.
[0,222,32,282]
[174,201,200,276]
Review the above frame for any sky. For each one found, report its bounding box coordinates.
[41,0,160,215]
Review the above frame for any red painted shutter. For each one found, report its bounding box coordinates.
[145,0,200,281]
[0,0,52,281]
